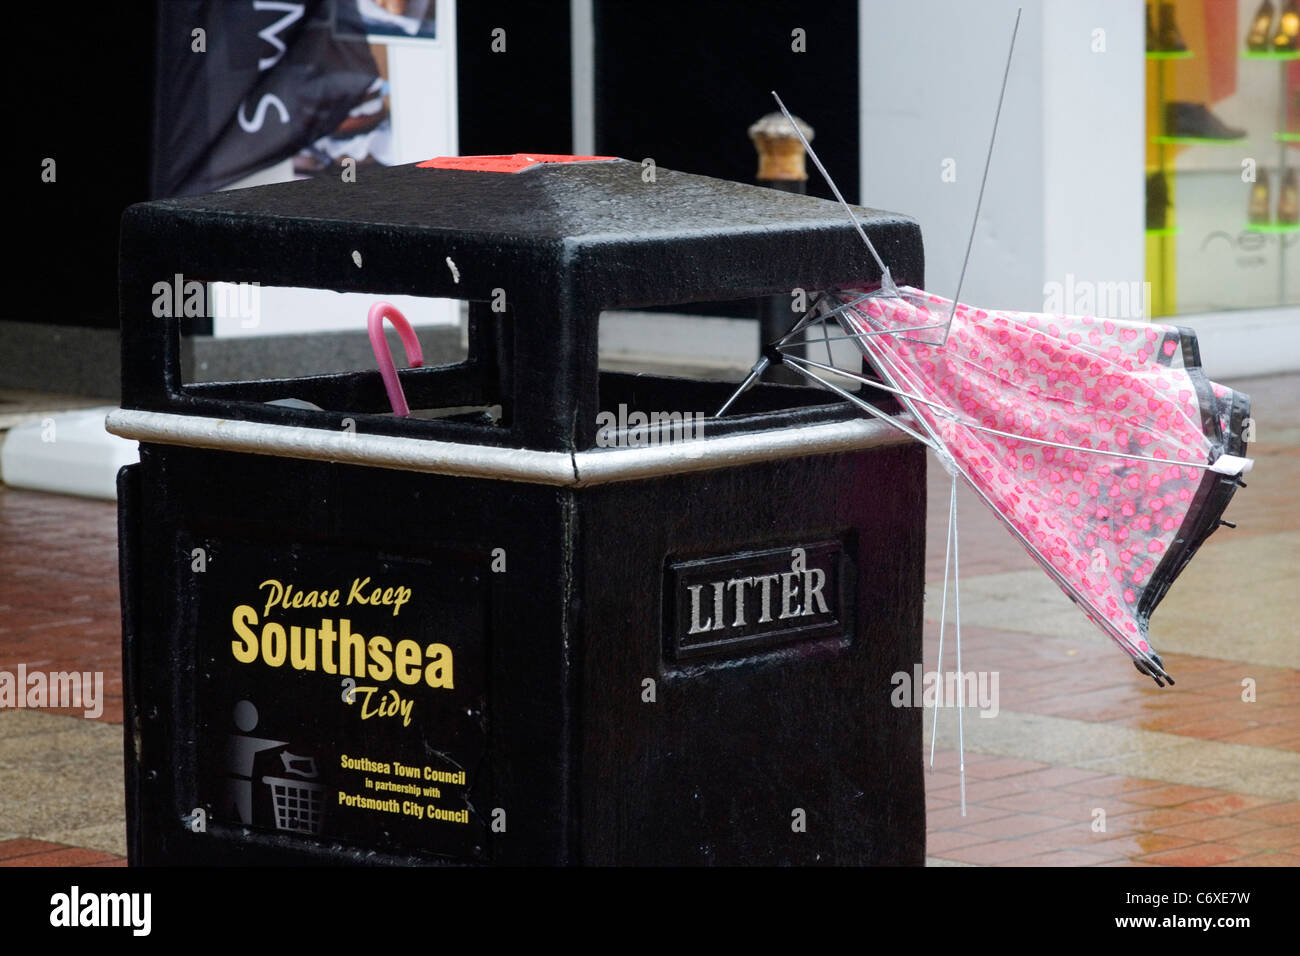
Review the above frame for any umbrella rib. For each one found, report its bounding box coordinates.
[778,359,938,449]
[844,313,1235,474]
[856,340,955,464]
[784,320,951,346]
[847,316,951,438]
[812,291,885,323]
[780,351,1231,474]
[853,329,953,454]
[713,293,896,418]
[712,356,771,418]
[927,417,1225,472]
[773,294,879,347]
[942,6,1022,346]
[776,301,832,343]
[930,475,957,773]
[771,91,895,291]
[779,351,956,406]
[953,477,967,817]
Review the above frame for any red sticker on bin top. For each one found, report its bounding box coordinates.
[417,153,616,174]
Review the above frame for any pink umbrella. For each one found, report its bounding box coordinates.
[771,285,1252,687]
[716,14,1253,815]
[725,71,1254,690]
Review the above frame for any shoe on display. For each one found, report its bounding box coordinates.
[1273,0,1299,50]
[1147,171,1171,229]
[1158,2,1189,52]
[1248,169,1271,224]
[1248,0,1276,51]
[1165,101,1247,139]
[1280,168,1299,224]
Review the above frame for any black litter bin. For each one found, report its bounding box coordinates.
[111,155,928,865]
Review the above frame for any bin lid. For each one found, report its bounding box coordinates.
[123,156,921,308]
[117,156,923,454]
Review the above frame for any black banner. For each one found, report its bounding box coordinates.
[152,1,380,196]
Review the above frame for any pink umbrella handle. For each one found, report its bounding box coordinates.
[367,302,424,417]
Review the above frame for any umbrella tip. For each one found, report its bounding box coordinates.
[1134,654,1174,687]
[714,356,771,418]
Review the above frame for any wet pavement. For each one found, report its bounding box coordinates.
[0,372,1295,866]
[921,372,1299,865]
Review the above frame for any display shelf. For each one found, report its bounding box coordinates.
[1240,34,1298,307]
[1148,22,1295,315]
[1152,135,1248,145]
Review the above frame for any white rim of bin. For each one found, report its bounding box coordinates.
[105,408,915,487]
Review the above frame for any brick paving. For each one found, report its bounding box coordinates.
[922,748,1300,866]
[0,838,124,867]
[0,372,1295,866]
[0,488,123,725]
[917,372,1298,866]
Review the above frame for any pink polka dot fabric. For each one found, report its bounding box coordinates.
[839,286,1251,682]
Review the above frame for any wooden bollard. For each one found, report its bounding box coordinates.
[750,112,814,384]
[750,111,814,184]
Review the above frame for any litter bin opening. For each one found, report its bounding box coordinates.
[168,288,518,445]
[159,283,902,455]
[589,288,901,450]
